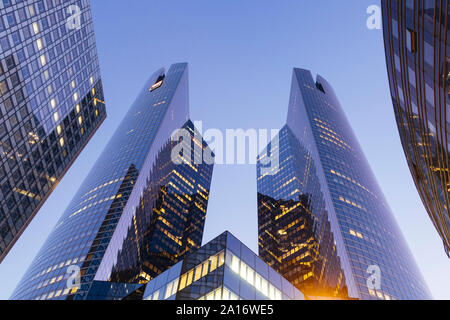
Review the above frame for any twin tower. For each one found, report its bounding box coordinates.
[11,63,431,300]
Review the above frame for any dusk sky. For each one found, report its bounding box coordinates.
[1,0,449,299]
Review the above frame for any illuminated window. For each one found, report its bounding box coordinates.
[59,137,64,147]
[210,255,218,272]
[231,255,240,273]
[57,125,62,135]
[53,112,59,122]
[201,261,209,277]
[164,278,179,299]
[36,38,43,50]
[90,76,94,85]
[247,268,255,286]
[240,262,248,280]
[179,274,187,291]
[76,104,81,113]
[71,80,76,89]
[186,270,194,287]
[218,251,225,267]
[73,92,79,101]
[40,54,46,67]
[78,116,83,125]
[150,75,165,92]
[32,22,39,34]
[194,265,202,282]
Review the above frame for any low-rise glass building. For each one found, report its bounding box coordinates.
[142,231,305,301]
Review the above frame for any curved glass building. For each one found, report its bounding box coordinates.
[0,0,106,262]
[257,68,431,300]
[382,0,449,257]
[11,63,214,300]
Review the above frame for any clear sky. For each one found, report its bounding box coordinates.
[1,0,449,300]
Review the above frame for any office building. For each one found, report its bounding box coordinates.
[382,0,450,257]
[0,0,106,262]
[11,63,214,300]
[257,68,431,300]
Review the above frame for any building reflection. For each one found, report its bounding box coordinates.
[258,126,348,299]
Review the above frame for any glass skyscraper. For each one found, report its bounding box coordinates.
[11,63,215,300]
[382,0,449,257]
[0,0,106,262]
[257,68,431,300]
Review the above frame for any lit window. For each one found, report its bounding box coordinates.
[76,104,81,113]
[255,274,262,291]
[179,274,187,291]
[210,255,218,272]
[194,265,202,282]
[231,255,240,273]
[59,137,64,147]
[40,54,46,67]
[186,270,193,287]
[247,268,255,286]
[53,112,59,122]
[57,125,62,135]
[71,80,76,89]
[78,116,83,125]
[90,76,94,85]
[32,21,39,34]
[261,278,268,296]
[218,251,225,267]
[73,92,78,101]
[36,38,43,50]
[202,261,209,277]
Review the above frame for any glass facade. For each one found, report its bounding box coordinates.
[257,68,431,300]
[0,0,106,262]
[95,120,214,284]
[10,63,214,300]
[382,0,450,257]
[142,231,305,301]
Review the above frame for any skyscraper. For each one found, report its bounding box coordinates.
[381,0,449,257]
[257,68,431,300]
[0,0,106,262]
[11,63,215,300]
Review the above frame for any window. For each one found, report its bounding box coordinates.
[0,80,8,96]
[407,29,417,53]
[36,38,43,51]
[164,278,179,299]
[194,265,202,282]
[40,54,47,67]
[210,255,218,272]
[32,22,39,34]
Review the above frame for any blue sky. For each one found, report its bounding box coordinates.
[1,0,449,299]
